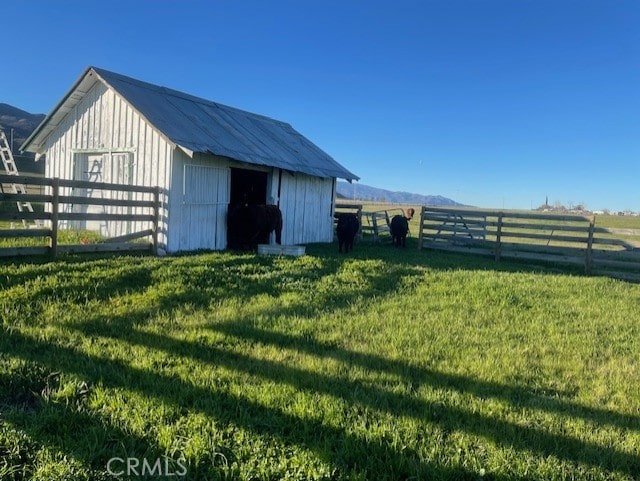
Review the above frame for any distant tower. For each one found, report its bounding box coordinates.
[545,195,548,207]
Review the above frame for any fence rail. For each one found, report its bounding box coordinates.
[0,174,162,257]
[418,206,640,281]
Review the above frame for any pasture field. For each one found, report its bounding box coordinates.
[1,241,640,480]
[595,215,640,230]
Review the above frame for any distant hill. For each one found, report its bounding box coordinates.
[337,181,463,206]
[0,103,45,174]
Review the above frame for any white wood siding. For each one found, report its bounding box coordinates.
[42,81,172,250]
[180,164,229,250]
[71,152,133,237]
[170,151,231,252]
[279,171,334,245]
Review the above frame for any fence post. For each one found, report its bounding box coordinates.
[495,212,503,261]
[418,206,425,250]
[585,215,595,275]
[152,186,161,255]
[50,178,59,257]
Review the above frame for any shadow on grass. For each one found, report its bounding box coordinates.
[4,310,639,479]
[0,253,155,292]
[2,329,518,481]
[0,367,176,481]
[78,313,640,478]
[2,246,639,479]
[308,238,589,277]
[209,321,640,435]
[4,250,427,328]
[348,236,640,283]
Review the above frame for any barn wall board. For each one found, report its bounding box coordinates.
[170,151,230,252]
[279,172,334,245]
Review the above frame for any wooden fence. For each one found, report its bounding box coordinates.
[418,206,640,281]
[0,174,162,257]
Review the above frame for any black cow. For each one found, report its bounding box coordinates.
[389,208,416,248]
[227,204,283,250]
[390,215,409,247]
[336,213,359,253]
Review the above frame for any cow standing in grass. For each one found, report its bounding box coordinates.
[390,208,415,248]
[336,213,359,253]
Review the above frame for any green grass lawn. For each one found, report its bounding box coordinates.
[1,241,640,480]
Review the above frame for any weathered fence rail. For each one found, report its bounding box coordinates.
[419,206,640,281]
[0,174,162,257]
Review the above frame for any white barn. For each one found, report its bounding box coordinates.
[21,66,358,253]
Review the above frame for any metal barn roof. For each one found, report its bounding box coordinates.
[22,66,359,181]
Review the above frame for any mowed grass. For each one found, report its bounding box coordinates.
[1,240,640,480]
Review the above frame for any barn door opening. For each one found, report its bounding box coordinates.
[228,168,271,249]
[230,168,268,206]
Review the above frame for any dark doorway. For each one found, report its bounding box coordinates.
[228,168,269,249]
[230,168,268,206]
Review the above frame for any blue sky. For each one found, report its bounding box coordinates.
[3,1,639,211]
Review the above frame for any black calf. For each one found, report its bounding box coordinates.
[390,215,409,248]
[336,213,359,253]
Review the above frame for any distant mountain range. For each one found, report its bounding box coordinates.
[0,103,45,174]
[337,181,463,207]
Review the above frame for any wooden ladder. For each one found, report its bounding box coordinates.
[0,128,36,227]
